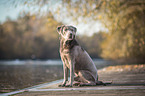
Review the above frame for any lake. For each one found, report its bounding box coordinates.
[0,59,113,93]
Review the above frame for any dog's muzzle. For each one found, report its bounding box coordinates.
[69,33,73,39]
[59,32,74,40]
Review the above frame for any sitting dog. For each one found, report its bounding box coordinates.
[57,25,105,87]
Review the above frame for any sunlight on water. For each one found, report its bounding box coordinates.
[0,59,63,65]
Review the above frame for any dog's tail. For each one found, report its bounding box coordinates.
[96,81,112,86]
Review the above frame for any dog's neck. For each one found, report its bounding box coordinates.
[60,38,79,53]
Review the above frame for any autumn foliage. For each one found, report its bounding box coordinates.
[0,0,145,62]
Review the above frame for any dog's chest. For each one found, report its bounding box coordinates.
[61,53,71,68]
[60,39,79,52]
[61,49,70,54]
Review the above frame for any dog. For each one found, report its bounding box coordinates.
[57,25,106,87]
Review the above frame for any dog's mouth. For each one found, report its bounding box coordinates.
[65,33,74,40]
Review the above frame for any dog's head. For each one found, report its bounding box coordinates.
[57,25,77,40]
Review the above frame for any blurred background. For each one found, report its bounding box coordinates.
[0,0,145,61]
[0,0,145,93]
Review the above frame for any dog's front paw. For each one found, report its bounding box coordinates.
[65,84,73,87]
[58,84,66,87]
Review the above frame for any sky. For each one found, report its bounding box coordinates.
[0,1,20,23]
[0,0,106,36]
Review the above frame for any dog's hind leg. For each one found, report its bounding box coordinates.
[73,75,81,86]
[77,70,97,86]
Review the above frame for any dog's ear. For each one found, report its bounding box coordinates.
[70,26,77,33]
[57,26,61,33]
[73,27,77,33]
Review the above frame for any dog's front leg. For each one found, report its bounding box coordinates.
[59,62,69,87]
[70,60,74,87]
[66,58,75,87]
[63,64,69,85]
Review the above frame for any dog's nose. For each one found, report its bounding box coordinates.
[69,33,73,38]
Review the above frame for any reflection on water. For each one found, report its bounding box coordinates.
[0,59,113,93]
[0,60,63,93]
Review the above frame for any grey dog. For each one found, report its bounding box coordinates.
[57,25,105,87]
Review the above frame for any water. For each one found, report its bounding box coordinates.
[0,59,113,93]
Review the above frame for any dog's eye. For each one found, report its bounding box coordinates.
[65,29,68,31]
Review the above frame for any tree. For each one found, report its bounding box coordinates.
[1,0,145,61]
[56,0,145,61]
[0,12,62,59]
